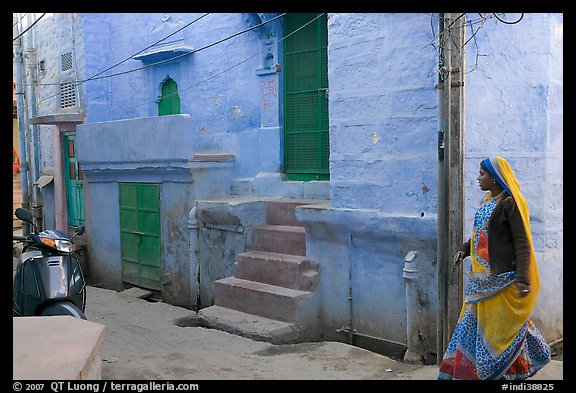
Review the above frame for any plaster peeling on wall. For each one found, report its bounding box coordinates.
[371,132,380,144]
[422,185,430,194]
[554,23,563,38]
[151,14,182,32]
[231,106,244,118]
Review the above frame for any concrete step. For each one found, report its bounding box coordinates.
[234,250,318,291]
[252,225,306,256]
[197,305,299,344]
[213,276,311,323]
[200,198,323,346]
[266,198,325,226]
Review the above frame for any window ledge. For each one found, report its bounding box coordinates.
[133,44,195,63]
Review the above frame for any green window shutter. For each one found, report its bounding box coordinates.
[158,77,181,116]
[283,13,329,181]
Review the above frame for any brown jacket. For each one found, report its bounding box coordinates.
[458,195,531,286]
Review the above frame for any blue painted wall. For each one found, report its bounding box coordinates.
[78,12,563,346]
[328,13,438,214]
[462,13,563,338]
[299,13,440,356]
[80,13,275,180]
[317,12,562,347]
[76,114,236,307]
[27,13,562,351]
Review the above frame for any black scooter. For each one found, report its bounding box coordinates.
[13,207,87,319]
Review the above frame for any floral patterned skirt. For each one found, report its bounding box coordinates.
[438,303,551,380]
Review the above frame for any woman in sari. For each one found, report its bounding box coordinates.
[438,156,551,380]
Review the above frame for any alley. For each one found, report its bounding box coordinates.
[85,285,563,381]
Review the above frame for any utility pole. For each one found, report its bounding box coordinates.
[13,12,31,235]
[436,12,466,364]
[26,13,42,230]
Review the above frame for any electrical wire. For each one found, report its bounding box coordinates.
[182,13,323,93]
[13,13,46,41]
[89,13,325,117]
[25,13,286,111]
[79,12,286,83]
[23,13,210,87]
[429,12,525,79]
[492,13,524,25]
[13,13,28,27]
[31,13,210,114]
[85,13,209,82]
[464,20,485,76]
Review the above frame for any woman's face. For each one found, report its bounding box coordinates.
[477,167,494,191]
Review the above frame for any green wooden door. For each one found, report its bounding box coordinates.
[119,182,162,290]
[283,13,329,181]
[158,77,181,116]
[63,133,86,227]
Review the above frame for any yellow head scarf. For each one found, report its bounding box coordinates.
[493,156,540,306]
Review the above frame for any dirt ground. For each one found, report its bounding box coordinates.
[86,286,439,380]
[84,285,563,381]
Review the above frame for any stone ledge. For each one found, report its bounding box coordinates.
[13,316,106,380]
[192,153,235,162]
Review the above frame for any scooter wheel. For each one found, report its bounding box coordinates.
[40,301,87,320]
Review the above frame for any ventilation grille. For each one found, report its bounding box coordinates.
[61,52,73,71]
[60,82,77,108]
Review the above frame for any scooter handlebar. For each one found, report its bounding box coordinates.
[13,235,32,242]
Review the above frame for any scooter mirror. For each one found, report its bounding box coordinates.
[75,226,86,236]
[15,207,32,222]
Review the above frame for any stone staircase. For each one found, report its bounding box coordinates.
[198,199,323,344]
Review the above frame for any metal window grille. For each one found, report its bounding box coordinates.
[61,52,73,71]
[60,82,77,108]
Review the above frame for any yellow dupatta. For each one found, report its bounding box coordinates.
[470,156,540,355]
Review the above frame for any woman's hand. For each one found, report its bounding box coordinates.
[515,282,530,297]
[453,250,465,266]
